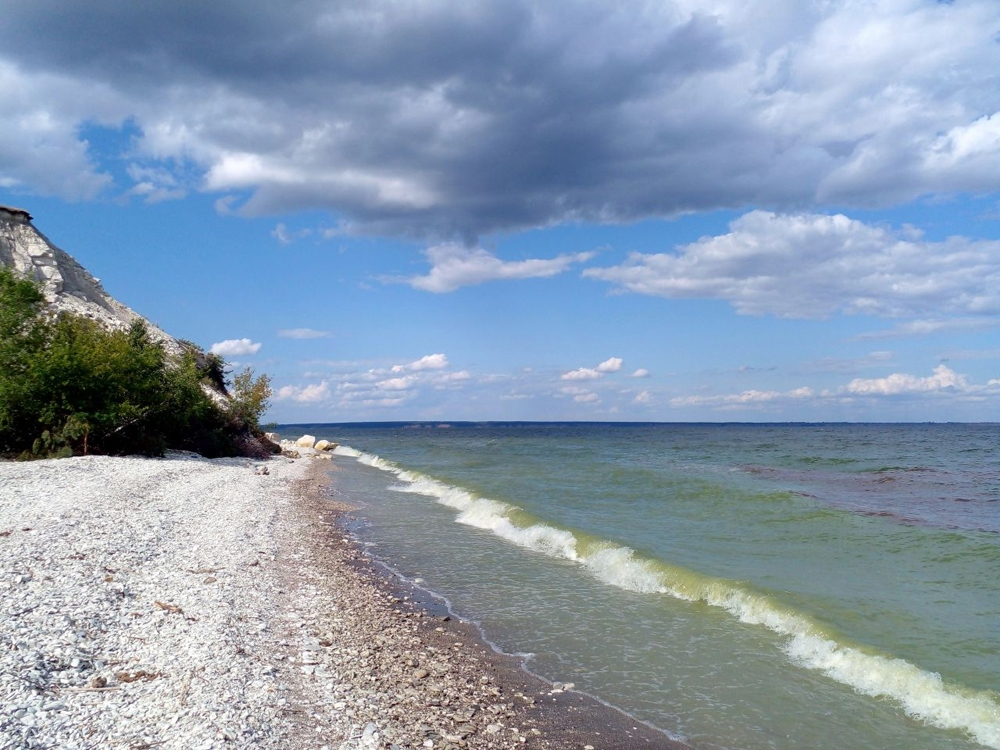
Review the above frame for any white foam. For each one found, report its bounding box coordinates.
[339,443,1000,748]
[583,546,667,594]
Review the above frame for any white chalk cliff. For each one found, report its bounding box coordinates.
[0,205,185,359]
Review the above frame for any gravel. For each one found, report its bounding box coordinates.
[0,451,683,750]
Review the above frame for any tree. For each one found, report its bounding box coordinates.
[0,266,274,459]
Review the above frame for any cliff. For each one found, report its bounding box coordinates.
[0,205,185,359]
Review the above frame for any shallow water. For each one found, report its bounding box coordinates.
[281,423,1000,750]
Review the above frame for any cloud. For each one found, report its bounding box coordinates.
[377,376,416,391]
[272,223,312,244]
[669,364,992,411]
[126,163,186,203]
[633,390,652,404]
[596,357,622,373]
[210,338,261,357]
[585,211,1000,318]
[391,353,449,372]
[278,328,331,339]
[853,318,999,341]
[632,368,650,378]
[4,3,1000,236]
[561,368,601,381]
[846,364,968,396]
[276,381,330,403]
[406,244,595,292]
[562,356,623,381]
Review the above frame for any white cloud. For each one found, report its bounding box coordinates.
[126,163,186,203]
[585,211,1000,319]
[596,357,623,373]
[210,338,261,357]
[271,223,312,244]
[562,357,624,381]
[846,364,968,396]
[632,368,650,378]
[276,381,329,403]
[561,367,602,381]
[672,389,785,408]
[574,392,600,404]
[377,376,416,391]
[391,353,449,373]
[406,244,595,293]
[854,318,999,341]
[633,390,652,404]
[278,328,330,339]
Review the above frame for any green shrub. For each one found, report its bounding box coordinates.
[0,267,273,459]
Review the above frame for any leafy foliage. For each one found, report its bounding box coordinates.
[0,266,273,459]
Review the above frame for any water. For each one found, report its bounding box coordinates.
[279,422,1000,750]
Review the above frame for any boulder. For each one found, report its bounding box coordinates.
[264,432,280,443]
[281,449,301,459]
[314,439,338,452]
[295,434,316,449]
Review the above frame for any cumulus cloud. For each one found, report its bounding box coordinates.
[846,364,968,396]
[406,244,595,292]
[561,368,602,381]
[669,364,992,411]
[562,357,623,381]
[3,2,1000,236]
[585,211,1000,318]
[632,368,650,378]
[633,390,652,404]
[596,357,623,373]
[210,338,261,357]
[278,328,330,339]
[392,353,449,372]
[276,381,330,403]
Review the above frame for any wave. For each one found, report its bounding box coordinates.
[336,445,1000,749]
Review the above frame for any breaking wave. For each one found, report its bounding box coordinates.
[337,445,1000,749]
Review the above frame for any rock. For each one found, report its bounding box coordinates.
[281,450,301,459]
[296,435,316,449]
[413,669,430,680]
[314,440,338,451]
[264,432,280,443]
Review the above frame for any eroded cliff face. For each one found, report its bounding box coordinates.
[0,206,184,359]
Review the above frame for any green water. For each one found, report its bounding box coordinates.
[283,422,1000,750]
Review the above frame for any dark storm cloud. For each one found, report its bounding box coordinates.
[2,1,999,238]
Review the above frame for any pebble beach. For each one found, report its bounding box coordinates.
[0,450,680,750]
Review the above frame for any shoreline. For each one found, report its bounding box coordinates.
[299,460,687,749]
[0,451,686,749]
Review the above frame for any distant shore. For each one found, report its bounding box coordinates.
[0,450,683,749]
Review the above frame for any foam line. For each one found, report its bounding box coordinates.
[338,444,1000,749]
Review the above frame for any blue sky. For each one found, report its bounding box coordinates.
[2,0,999,422]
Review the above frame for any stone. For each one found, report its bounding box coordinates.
[296,435,316,449]
[281,450,301,459]
[314,440,338,452]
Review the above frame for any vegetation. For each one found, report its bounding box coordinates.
[0,266,275,460]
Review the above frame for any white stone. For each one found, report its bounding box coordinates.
[296,435,316,449]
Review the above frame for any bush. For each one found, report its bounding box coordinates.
[0,267,273,459]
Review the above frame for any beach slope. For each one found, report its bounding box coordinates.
[0,453,682,749]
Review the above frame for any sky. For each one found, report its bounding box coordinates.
[2,0,999,423]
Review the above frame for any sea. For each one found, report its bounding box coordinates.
[276,422,1000,750]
